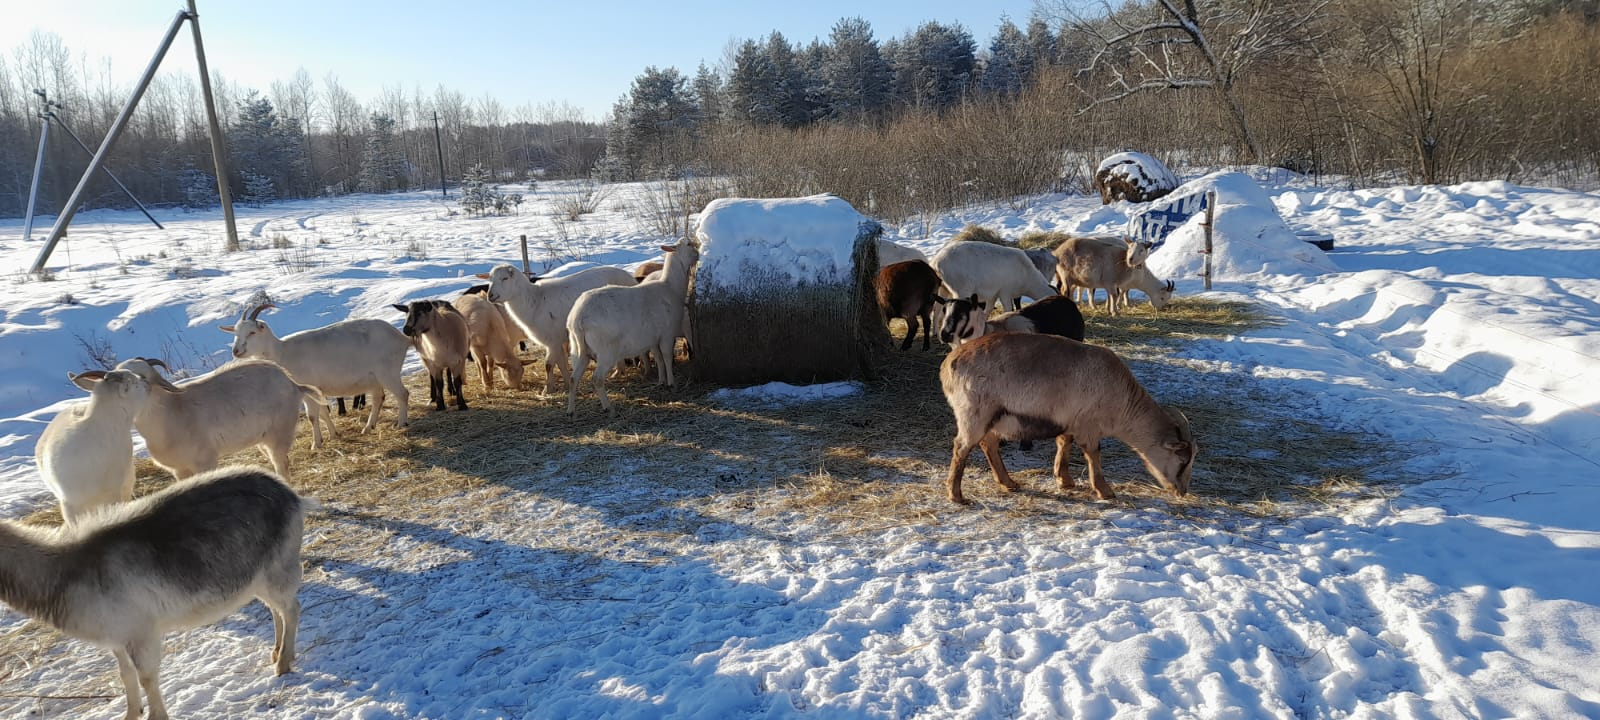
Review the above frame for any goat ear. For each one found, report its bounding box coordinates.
[931,295,948,305]
[474,272,491,280]
[1163,439,1190,453]
[1125,238,1136,247]
[660,245,676,253]
[218,324,235,333]
[68,371,105,391]
[393,304,410,313]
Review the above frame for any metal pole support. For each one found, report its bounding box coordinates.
[21,104,50,243]
[186,0,240,253]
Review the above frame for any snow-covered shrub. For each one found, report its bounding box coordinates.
[241,171,276,207]
[179,168,219,209]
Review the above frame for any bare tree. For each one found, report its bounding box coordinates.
[1053,0,1326,163]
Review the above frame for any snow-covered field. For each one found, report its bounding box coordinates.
[1,173,1597,718]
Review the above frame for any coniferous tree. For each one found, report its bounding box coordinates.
[691,63,724,126]
[902,22,978,112]
[980,19,1033,96]
[823,17,892,123]
[605,66,698,177]
[728,39,783,126]
[358,113,409,192]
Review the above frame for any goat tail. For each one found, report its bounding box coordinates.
[298,495,326,514]
[296,383,328,407]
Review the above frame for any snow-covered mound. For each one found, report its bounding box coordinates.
[1094,151,1179,203]
[1146,171,1337,282]
[696,195,877,291]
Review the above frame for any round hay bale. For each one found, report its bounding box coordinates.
[691,195,889,384]
[950,224,1015,246]
[1094,151,1179,205]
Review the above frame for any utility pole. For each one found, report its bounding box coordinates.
[21,89,52,243]
[433,110,447,199]
[31,10,189,275]
[186,0,240,253]
[49,108,164,230]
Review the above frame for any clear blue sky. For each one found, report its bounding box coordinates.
[3,0,1045,122]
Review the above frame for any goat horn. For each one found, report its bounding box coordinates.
[1165,280,1175,292]
[247,302,275,321]
[142,358,170,372]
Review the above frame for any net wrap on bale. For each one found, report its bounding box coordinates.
[691,195,889,384]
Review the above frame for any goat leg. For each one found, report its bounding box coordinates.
[979,433,1021,493]
[1053,434,1077,491]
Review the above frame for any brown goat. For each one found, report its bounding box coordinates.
[634,261,664,283]
[453,292,525,393]
[875,260,946,351]
[1052,237,1174,315]
[939,333,1195,505]
[393,300,471,411]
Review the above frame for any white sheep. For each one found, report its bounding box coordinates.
[113,358,332,481]
[34,368,154,524]
[940,332,1196,504]
[566,240,700,413]
[931,240,1059,312]
[220,302,411,432]
[477,264,636,395]
[1052,237,1174,315]
[0,465,310,720]
[453,291,525,392]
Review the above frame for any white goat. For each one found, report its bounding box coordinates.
[220,303,411,432]
[940,332,1196,505]
[113,358,331,481]
[1052,237,1174,315]
[394,300,471,411]
[454,292,525,393]
[931,240,1059,313]
[0,465,310,720]
[35,369,154,524]
[877,238,928,266]
[477,264,636,395]
[566,240,700,413]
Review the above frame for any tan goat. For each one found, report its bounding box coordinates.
[939,332,1195,505]
[453,292,524,393]
[1052,236,1173,315]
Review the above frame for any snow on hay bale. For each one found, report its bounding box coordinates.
[1145,171,1338,282]
[692,195,889,384]
[1094,151,1179,205]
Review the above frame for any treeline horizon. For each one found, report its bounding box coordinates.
[3,0,1598,223]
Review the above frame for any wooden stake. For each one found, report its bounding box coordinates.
[520,234,530,274]
[1202,190,1216,291]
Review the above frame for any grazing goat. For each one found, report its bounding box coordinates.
[478,264,636,395]
[938,294,1085,347]
[394,300,471,411]
[1052,237,1174,315]
[566,240,700,413]
[220,303,410,432]
[111,358,332,481]
[453,292,525,393]
[633,261,664,283]
[932,239,1058,312]
[876,238,928,266]
[0,466,309,720]
[462,284,529,351]
[875,260,946,351]
[35,369,153,524]
[940,333,1195,504]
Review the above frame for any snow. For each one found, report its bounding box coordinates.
[1146,171,1340,283]
[2,175,1600,718]
[696,195,876,291]
[708,381,863,407]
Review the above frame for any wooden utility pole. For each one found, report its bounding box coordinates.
[30,10,189,275]
[186,0,240,253]
[433,111,448,199]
